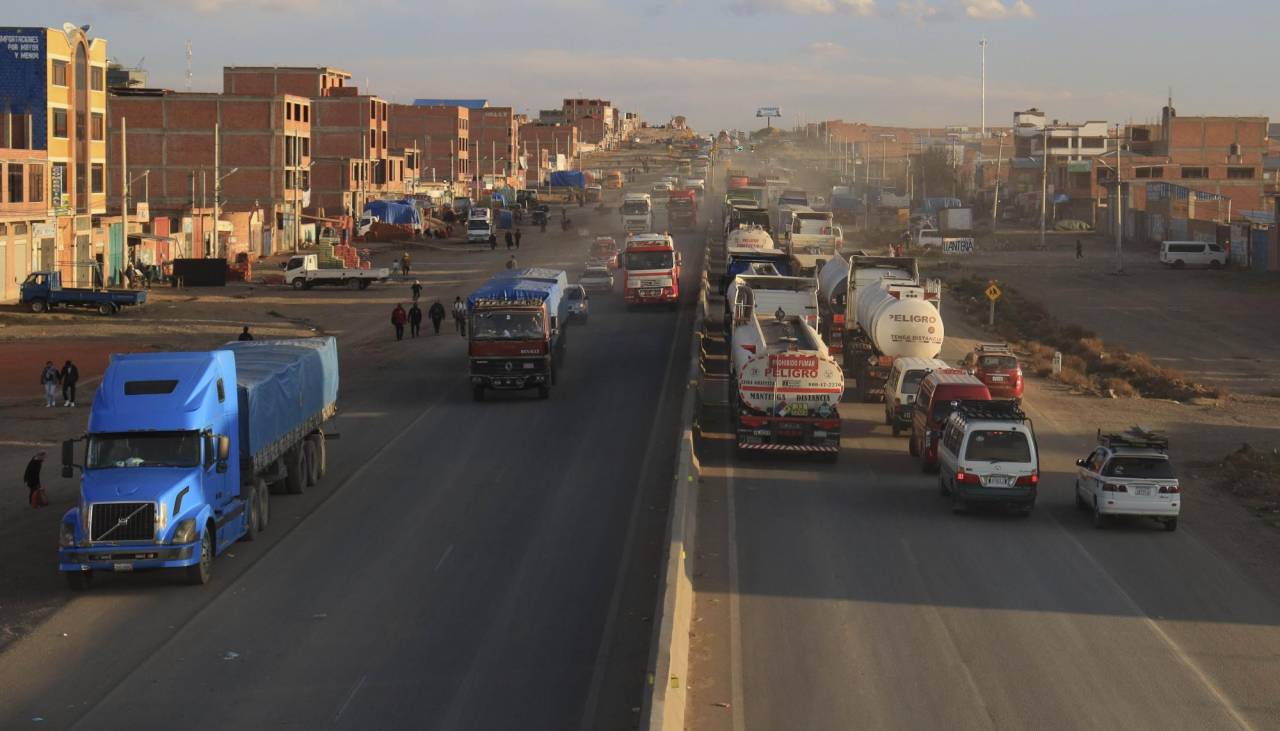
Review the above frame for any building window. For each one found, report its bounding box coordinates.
[302,105,309,123]
[1135,166,1163,179]
[369,135,375,154]
[285,170,295,190]
[8,164,24,202]
[1181,166,1208,179]
[1227,167,1256,179]
[301,137,310,156]
[52,108,68,139]
[29,165,43,202]
[370,103,376,120]
[13,222,26,236]
[8,112,30,149]
[52,60,68,86]
[91,163,104,193]
[381,130,387,148]
[301,170,309,190]
[91,112,104,141]
[91,66,104,91]
[286,104,293,121]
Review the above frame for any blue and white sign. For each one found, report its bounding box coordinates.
[756,107,781,118]
[0,28,48,151]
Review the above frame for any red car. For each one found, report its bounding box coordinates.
[967,344,1024,402]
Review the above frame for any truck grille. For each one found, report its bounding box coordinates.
[471,358,545,376]
[91,502,156,542]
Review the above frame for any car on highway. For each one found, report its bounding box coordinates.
[652,181,674,197]
[910,370,991,472]
[1075,428,1180,531]
[884,357,950,437]
[937,401,1039,516]
[565,284,590,324]
[579,266,614,293]
[964,343,1024,403]
[684,178,705,193]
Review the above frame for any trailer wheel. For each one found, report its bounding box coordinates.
[304,438,320,487]
[311,432,327,480]
[97,302,117,316]
[291,278,307,291]
[242,486,260,542]
[29,298,48,313]
[184,527,214,585]
[65,570,93,591]
[284,445,306,495]
[346,278,361,290]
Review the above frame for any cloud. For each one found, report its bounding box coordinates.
[805,41,849,57]
[729,0,876,16]
[964,0,1034,19]
[897,0,946,23]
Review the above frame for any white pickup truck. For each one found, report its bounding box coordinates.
[283,253,391,290]
[787,211,842,275]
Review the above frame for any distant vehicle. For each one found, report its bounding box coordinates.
[20,271,146,316]
[356,214,378,238]
[1075,427,1180,531]
[667,189,698,230]
[964,343,1024,403]
[651,181,674,198]
[585,184,603,203]
[910,370,991,472]
[469,207,493,222]
[282,254,391,290]
[683,178,705,193]
[467,269,570,401]
[579,265,615,293]
[621,193,653,235]
[1160,241,1226,269]
[884,357,950,437]
[467,217,495,243]
[938,401,1040,516]
[565,284,590,324]
[604,171,624,189]
[621,233,681,307]
[788,210,840,275]
[453,196,473,219]
[777,189,809,208]
[59,338,340,588]
[588,236,620,266]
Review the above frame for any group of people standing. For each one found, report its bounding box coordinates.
[40,360,80,408]
[390,295,469,341]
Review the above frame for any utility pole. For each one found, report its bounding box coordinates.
[1039,125,1049,250]
[120,117,128,286]
[992,132,1005,224]
[200,170,206,257]
[213,122,220,259]
[978,37,986,196]
[189,170,196,259]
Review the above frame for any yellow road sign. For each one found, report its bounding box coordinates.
[985,283,1002,301]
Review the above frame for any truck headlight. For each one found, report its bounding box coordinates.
[59,521,77,548]
[171,518,197,545]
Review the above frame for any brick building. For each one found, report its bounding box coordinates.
[470,106,520,190]
[310,88,396,215]
[519,122,579,185]
[0,25,108,299]
[106,88,311,258]
[387,103,470,187]
[223,65,351,98]
[562,98,614,145]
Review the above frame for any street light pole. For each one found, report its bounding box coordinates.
[992,132,1005,224]
[1039,125,1049,250]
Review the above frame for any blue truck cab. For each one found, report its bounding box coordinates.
[59,338,339,589]
[21,271,147,315]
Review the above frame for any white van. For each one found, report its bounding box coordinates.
[937,401,1039,516]
[1160,241,1226,269]
[884,357,950,437]
[467,217,494,243]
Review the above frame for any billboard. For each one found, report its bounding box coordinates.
[0,28,47,151]
[756,107,781,118]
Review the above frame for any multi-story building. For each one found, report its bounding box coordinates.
[388,103,470,188]
[470,106,520,190]
[223,65,351,99]
[0,25,108,298]
[1006,109,1109,221]
[518,122,579,185]
[562,98,614,145]
[106,88,311,258]
[310,88,391,215]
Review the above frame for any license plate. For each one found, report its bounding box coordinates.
[990,375,1006,382]
[113,562,134,572]
[640,289,660,297]
[1135,487,1152,496]
[985,475,1012,487]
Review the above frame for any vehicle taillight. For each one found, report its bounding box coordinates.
[833,314,845,325]
[1015,471,1039,487]
[818,419,841,430]
[956,471,981,485]
[1102,483,1127,493]
[663,286,674,295]
[1159,484,1181,494]
[739,414,765,428]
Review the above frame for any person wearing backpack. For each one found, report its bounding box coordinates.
[453,296,467,337]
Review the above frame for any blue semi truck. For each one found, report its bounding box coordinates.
[57,337,339,588]
[21,271,147,316]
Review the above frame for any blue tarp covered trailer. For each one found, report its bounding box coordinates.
[223,337,340,472]
[467,274,568,325]
[549,171,587,188]
[363,199,422,227]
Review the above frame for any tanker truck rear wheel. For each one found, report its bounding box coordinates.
[285,445,306,495]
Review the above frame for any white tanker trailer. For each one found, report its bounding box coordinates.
[842,256,943,402]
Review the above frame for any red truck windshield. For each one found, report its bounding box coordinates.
[472,311,544,340]
[626,251,675,270]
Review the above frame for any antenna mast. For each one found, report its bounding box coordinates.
[185,40,192,91]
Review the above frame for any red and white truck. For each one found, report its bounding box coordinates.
[621,233,682,308]
[729,310,844,459]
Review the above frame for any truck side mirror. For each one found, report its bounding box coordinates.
[1075,458,1087,467]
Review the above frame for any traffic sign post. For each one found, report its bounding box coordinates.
[985,282,1001,326]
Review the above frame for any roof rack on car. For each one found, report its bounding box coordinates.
[954,400,1028,422]
[1097,426,1169,452]
[975,342,1012,354]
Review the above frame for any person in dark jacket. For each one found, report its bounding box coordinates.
[24,452,47,508]
[488,232,498,250]
[428,300,446,335]
[41,361,60,408]
[391,304,408,341]
[514,228,523,249]
[505,231,514,250]
[408,303,423,338]
[452,297,467,336]
[60,360,79,407]
[238,325,254,342]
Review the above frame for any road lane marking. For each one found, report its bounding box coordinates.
[333,673,367,722]
[726,462,746,731]
[434,544,454,572]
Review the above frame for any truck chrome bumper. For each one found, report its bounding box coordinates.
[59,543,198,572]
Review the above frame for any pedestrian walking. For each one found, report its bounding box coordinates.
[505,231,514,250]
[238,325,254,342]
[506,255,518,270]
[411,280,423,301]
[400,251,412,276]
[514,228,522,249]
[428,300,445,335]
[488,232,498,250]
[60,360,79,407]
[391,304,408,341]
[24,452,48,508]
[409,303,423,337]
[40,361,60,408]
[452,296,467,337]
[1076,239,1084,259]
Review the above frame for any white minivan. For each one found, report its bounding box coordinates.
[937,401,1039,516]
[1160,240,1226,269]
[884,357,950,437]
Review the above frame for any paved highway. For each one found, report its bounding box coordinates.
[688,292,1280,729]
[0,202,703,730]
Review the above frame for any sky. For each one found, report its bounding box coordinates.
[10,0,1280,133]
